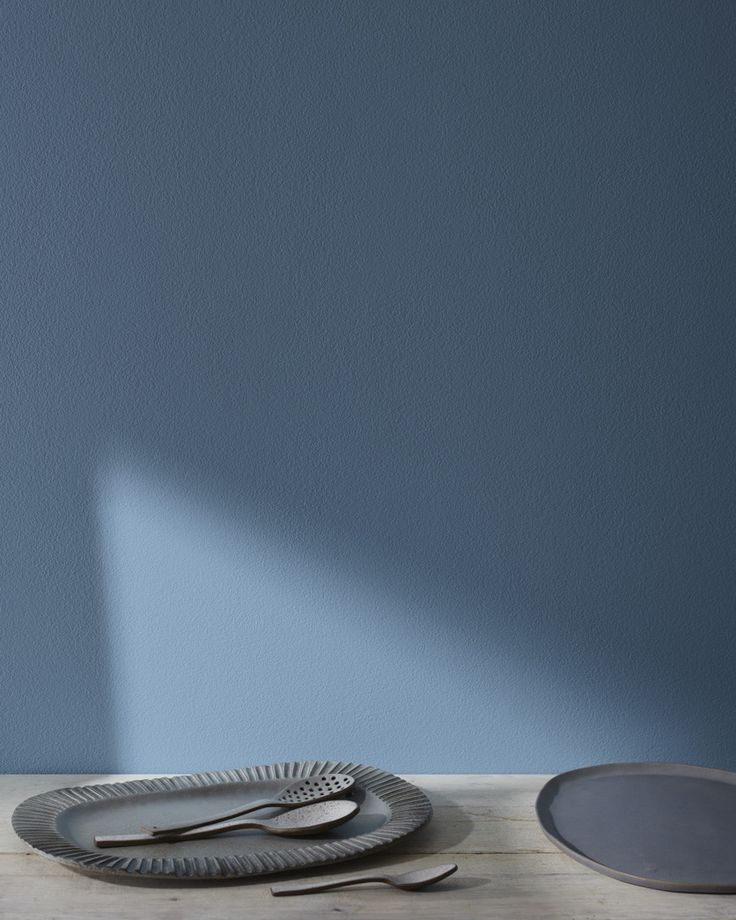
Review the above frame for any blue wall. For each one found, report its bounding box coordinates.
[2,0,736,773]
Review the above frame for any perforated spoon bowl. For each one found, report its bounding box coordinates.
[142,773,355,836]
[95,800,359,848]
[270,862,459,895]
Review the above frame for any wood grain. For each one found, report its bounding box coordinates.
[2,774,735,919]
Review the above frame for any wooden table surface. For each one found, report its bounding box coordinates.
[2,773,735,919]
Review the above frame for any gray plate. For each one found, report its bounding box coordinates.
[536,761,736,893]
[12,760,432,880]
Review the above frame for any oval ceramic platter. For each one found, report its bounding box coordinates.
[536,761,736,893]
[12,760,432,881]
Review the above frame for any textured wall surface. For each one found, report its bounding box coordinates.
[2,0,735,773]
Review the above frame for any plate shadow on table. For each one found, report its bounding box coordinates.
[76,860,488,893]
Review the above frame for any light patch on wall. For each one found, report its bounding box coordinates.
[95,452,560,773]
[95,452,686,773]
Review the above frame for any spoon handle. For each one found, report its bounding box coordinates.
[271,874,389,896]
[142,797,275,836]
[95,816,273,847]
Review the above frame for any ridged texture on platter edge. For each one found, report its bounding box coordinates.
[11,761,432,879]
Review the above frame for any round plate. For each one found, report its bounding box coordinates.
[536,761,736,892]
[12,760,432,880]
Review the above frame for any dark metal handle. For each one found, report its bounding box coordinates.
[271,875,387,895]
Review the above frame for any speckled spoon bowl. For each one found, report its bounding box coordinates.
[143,772,355,836]
[95,800,359,848]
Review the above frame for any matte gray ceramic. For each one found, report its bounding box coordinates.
[12,761,432,880]
[536,761,736,892]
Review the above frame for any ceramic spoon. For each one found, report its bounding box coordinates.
[271,862,459,895]
[95,800,359,848]
[142,773,355,836]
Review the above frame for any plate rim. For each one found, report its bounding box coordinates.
[12,760,432,880]
[535,760,736,893]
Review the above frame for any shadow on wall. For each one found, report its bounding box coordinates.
[2,1,736,771]
[0,408,115,772]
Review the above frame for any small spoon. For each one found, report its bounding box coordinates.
[143,773,355,836]
[270,863,458,895]
[95,800,359,848]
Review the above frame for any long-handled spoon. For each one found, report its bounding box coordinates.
[142,773,355,836]
[270,862,459,895]
[95,800,359,848]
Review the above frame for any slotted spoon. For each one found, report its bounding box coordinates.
[95,800,359,847]
[142,773,355,836]
[271,862,459,895]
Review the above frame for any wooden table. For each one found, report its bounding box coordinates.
[2,774,735,919]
